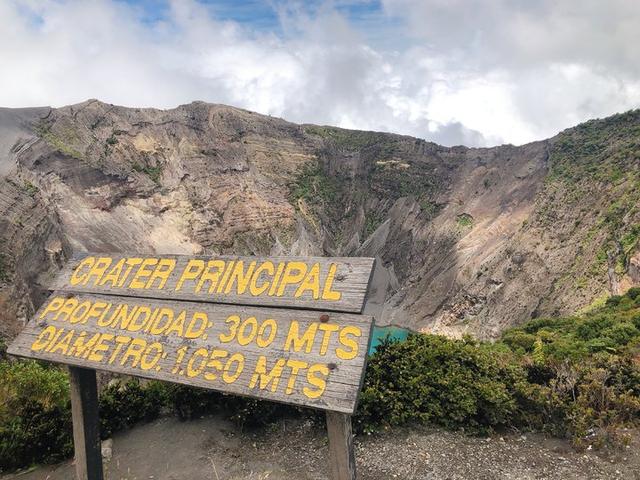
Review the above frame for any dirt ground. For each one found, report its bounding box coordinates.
[3,415,639,480]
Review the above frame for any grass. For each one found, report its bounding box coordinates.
[289,162,340,207]
[0,255,8,282]
[35,122,84,160]
[534,109,640,293]
[22,182,38,197]
[304,125,398,155]
[364,211,384,238]
[456,213,474,228]
[132,163,163,184]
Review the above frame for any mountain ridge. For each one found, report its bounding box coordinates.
[0,100,638,340]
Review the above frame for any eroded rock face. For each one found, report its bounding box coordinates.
[1,100,639,339]
[630,254,640,284]
[0,177,68,338]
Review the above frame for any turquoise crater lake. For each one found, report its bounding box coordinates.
[369,325,411,354]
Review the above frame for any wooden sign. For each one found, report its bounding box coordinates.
[51,253,375,313]
[8,253,376,480]
[8,292,373,413]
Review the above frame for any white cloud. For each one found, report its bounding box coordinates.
[382,0,640,142]
[0,0,638,147]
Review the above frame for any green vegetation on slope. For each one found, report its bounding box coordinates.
[456,213,474,228]
[533,109,640,297]
[502,289,640,360]
[0,255,8,283]
[548,110,640,184]
[132,162,164,184]
[288,161,356,243]
[370,159,437,205]
[304,125,399,156]
[289,142,442,245]
[34,121,84,160]
[3,289,640,471]
[289,162,341,209]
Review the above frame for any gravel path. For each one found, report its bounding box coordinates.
[3,416,638,479]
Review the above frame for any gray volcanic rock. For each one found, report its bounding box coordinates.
[0,107,50,176]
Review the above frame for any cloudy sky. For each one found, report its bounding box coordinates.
[2,0,639,146]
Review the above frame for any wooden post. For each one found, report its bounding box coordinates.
[326,411,357,480]
[69,367,104,480]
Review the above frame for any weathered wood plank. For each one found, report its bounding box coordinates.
[8,292,374,414]
[69,367,104,480]
[50,253,376,313]
[326,411,357,480]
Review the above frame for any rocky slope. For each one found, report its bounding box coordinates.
[0,100,639,339]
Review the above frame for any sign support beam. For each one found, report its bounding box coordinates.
[69,367,104,480]
[326,411,357,480]
[325,256,389,480]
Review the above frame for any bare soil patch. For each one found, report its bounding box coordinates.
[3,416,639,480]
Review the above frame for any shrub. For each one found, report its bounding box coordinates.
[501,329,537,353]
[456,213,474,228]
[568,356,640,448]
[0,360,69,421]
[0,363,172,472]
[165,384,223,421]
[99,380,169,438]
[606,295,623,307]
[165,384,302,430]
[627,287,640,300]
[355,335,525,434]
[0,403,72,471]
[601,322,639,346]
[0,254,8,283]
[0,361,72,471]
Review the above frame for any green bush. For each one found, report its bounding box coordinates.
[501,329,537,353]
[0,403,72,471]
[165,384,223,420]
[0,361,71,471]
[601,322,639,345]
[165,384,302,429]
[355,287,640,446]
[0,363,172,472]
[0,254,8,283]
[355,335,524,434]
[568,356,640,448]
[99,380,168,438]
[627,287,640,300]
[0,360,69,421]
